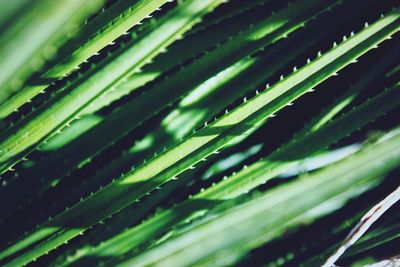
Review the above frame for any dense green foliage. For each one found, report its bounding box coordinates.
[0,0,399,266]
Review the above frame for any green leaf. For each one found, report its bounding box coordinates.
[0,0,104,106]
[65,83,400,265]
[0,0,225,175]
[116,128,400,267]
[0,0,172,119]
[0,10,397,266]
[0,0,344,208]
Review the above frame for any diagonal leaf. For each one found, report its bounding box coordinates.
[0,0,226,175]
[0,0,172,119]
[116,128,400,267]
[0,10,397,266]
